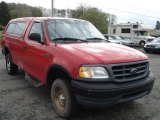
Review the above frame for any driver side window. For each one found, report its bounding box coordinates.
[29,22,44,42]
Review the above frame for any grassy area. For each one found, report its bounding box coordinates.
[148,30,160,36]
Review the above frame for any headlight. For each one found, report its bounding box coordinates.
[79,66,109,79]
[155,45,160,48]
[144,44,147,47]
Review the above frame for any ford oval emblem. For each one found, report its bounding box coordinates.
[130,68,138,74]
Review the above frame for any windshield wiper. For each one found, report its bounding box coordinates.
[52,37,88,42]
[86,37,109,42]
[86,37,106,40]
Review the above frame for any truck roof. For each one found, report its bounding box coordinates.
[9,17,85,22]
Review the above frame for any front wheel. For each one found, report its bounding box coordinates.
[51,79,77,118]
[6,53,18,75]
[139,41,146,47]
[145,50,150,53]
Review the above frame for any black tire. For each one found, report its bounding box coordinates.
[139,41,146,47]
[145,50,149,53]
[6,53,18,75]
[51,79,77,118]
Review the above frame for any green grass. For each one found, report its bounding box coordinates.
[148,30,160,35]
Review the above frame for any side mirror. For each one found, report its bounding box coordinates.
[29,33,42,43]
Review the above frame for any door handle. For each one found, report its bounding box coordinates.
[22,45,27,49]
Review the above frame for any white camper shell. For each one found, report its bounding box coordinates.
[110,23,155,46]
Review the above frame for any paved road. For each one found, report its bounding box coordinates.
[0,48,160,120]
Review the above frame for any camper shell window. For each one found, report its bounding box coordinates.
[121,29,131,33]
[133,25,138,29]
[113,29,116,34]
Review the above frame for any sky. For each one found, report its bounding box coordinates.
[1,0,160,27]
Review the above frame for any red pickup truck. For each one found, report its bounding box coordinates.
[1,17,155,118]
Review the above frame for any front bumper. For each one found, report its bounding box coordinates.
[72,73,155,108]
[144,47,160,53]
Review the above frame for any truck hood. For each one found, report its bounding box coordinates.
[139,36,155,39]
[60,42,148,64]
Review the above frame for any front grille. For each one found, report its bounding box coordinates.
[146,45,156,48]
[111,61,149,82]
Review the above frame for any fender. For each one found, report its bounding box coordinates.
[45,64,73,84]
[4,46,9,56]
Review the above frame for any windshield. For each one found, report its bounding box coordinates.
[119,36,125,40]
[114,36,121,40]
[109,37,113,40]
[152,38,160,43]
[46,19,105,41]
[110,35,125,40]
[134,31,148,36]
[110,36,116,39]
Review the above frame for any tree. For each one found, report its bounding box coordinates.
[0,1,11,25]
[109,14,117,25]
[57,9,67,17]
[8,3,42,19]
[80,7,109,33]
[31,7,42,17]
[155,21,160,30]
[69,4,87,18]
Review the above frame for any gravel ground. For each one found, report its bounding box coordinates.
[0,48,160,120]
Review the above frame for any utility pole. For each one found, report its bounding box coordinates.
[131,23,134,41]
[51,0,54,17]
[108,16,112,35]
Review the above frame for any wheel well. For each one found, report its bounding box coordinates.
[139,40,145,44]
[46,66,72,89]
[4,47,9,56]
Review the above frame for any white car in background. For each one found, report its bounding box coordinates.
[110,35,135,46]
[103,34,122,45]
[144,37,160,53]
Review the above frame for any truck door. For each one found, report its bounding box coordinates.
[23,21,50,82]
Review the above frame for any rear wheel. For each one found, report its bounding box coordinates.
[51,79,77,118]
[6,53,18,75]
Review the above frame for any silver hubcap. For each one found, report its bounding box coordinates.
[141,42,145,46]
[6,57,11,71]
[59,94,65,103]
[54,87,66,111]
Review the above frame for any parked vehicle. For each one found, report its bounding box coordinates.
[144,37,160,53]
[110,35,135,46]
[103,34,122,44]
[109,23,155,46]
[151,34,160,38]
[1,17,155,118]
